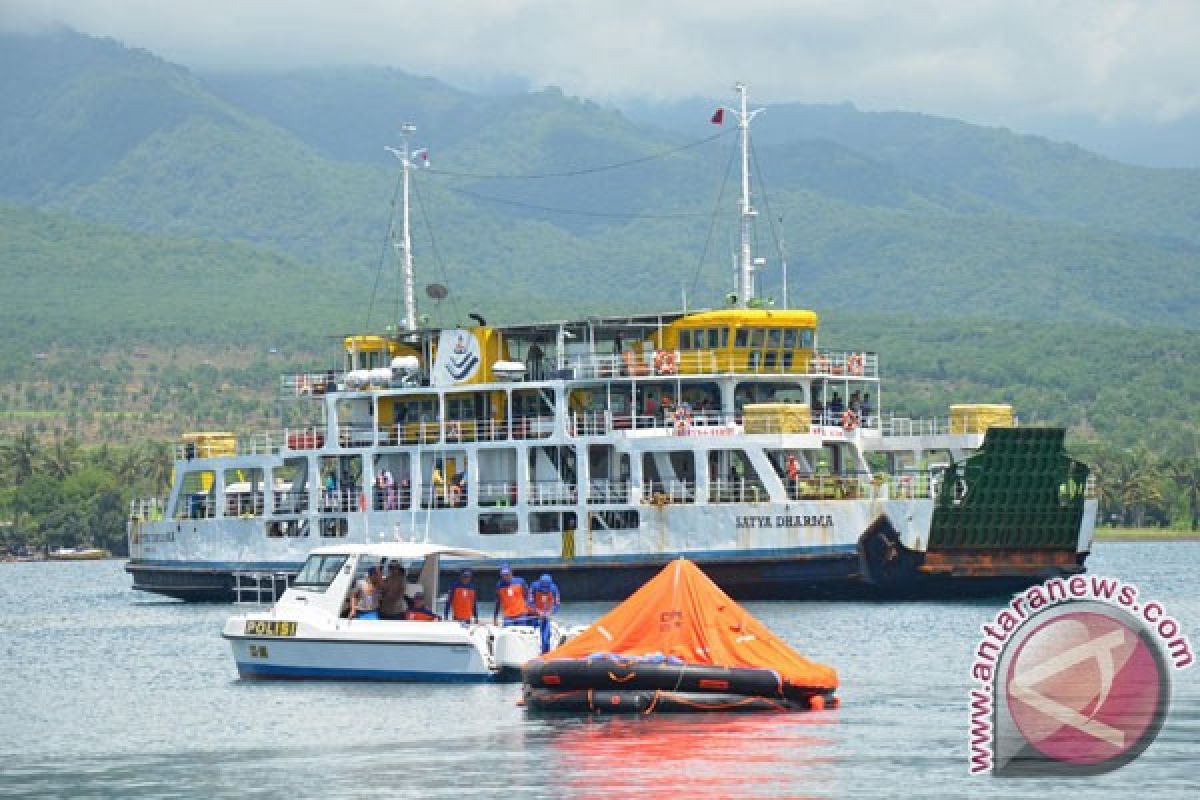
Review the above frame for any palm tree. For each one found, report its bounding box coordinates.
[0,427,40,484]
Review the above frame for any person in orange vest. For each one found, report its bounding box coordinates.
[529,573,561,653]
[443,568,478,624]
[404,590,440,621]
[492,564,533,626]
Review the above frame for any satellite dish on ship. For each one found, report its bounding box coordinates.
[425,283,449,301]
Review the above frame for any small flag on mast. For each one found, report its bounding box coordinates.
[412,148,430,166]
[710,108,724,125]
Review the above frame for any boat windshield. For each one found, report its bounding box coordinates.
[293,554,349,589]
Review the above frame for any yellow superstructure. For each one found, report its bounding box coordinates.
[655,309,819,374]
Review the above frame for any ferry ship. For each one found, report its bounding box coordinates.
[126,85,1096,602]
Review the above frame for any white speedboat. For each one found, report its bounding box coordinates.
[222,542,557,681]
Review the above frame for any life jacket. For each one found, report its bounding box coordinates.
[497,581,530,619]
[532,587,557,614]
[405,607,438,621]
[449,585,477,621]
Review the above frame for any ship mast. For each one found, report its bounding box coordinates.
[398,123,417,331]
[728,83,764,307]
[386,123,419,332]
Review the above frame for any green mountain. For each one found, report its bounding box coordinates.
[2,29,1197,333]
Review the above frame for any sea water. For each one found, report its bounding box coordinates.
[1,543,1197,798]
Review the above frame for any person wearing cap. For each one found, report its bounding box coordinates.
[492,564,532,626]
[404,590,439,621]
[444,568,478,623]
[529,573,561,653]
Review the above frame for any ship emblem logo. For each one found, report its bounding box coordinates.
[446,332,480,381]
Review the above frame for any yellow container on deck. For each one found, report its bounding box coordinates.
[743,403,810,434]
[181,432,237,458]
[949,404,1014,434]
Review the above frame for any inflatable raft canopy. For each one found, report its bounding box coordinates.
[522,558,838,713]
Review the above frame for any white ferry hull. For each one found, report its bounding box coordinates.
[130,494,1095,601]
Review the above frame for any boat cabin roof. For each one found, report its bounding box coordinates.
[308,542,489,561]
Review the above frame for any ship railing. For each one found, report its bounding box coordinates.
[879,414,1018,438]
[781,472,879,501]
[560,350,879,379]
[368,484,413,511]
[283,371,343,397]
[175,494,219,519]
[272,490,311,514]
[640,480,697,504]
[708,479,771,503]
[478,481,518,508]
[282,427,327,450]
[420,484,467,509]
[224,491,266,518]
[587,480,631,504]
[316,488,370,513]
[128,496,166,522]
[528,481,578,506]
[174,430,309,459]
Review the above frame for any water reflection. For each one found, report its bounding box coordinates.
[543,711,839,798]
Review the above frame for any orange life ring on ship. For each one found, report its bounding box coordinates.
[654,350,677,375]
[841,410,859,431]
[847,353,864,376]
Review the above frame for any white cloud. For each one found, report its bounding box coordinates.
[3,0,1198,125]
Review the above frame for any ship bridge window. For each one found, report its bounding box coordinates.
[679,330,693,350]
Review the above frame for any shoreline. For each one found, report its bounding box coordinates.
[1093,530,1200,543]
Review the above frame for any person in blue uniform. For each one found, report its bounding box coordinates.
[493,564,533,626]
[444,568,478,623]
[529,573,561,653]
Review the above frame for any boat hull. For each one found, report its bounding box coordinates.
[224,635,498,682]
[130,543,1084,604]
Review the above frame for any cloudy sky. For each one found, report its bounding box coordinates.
[5,0,1199,165]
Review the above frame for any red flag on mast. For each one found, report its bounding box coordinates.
[710,108,724,125]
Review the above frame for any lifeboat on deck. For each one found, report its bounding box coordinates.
[522,558,839,713]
